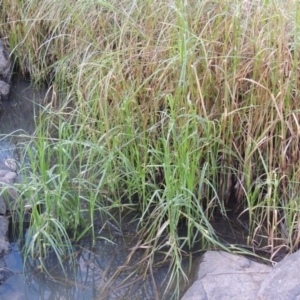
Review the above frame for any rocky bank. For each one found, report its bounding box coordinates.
[0,38,16,284]
[182,250,300,300]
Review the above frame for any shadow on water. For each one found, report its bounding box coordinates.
[0,75,268,300]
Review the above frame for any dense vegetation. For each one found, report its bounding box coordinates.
[1,0,300,298]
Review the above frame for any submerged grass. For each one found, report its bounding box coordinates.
[2,0,300,298]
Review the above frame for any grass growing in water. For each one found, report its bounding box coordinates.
[2,0,300,298]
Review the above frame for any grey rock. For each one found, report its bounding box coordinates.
[0,39,11,84]
[0,81,10,99]
[0,169,17,184]
[0,197,6,215]
[0,215,8,236]
[0,169,20,213]
[0,168,17,258]
[258,249,300,300]
[181,251,271,300]
[0,238,10,256]
[0,39,12,100]
[4,158,19,172]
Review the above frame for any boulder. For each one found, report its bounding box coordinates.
[0,168,18,215]
[0,168,18,258]
[0,169,17,184]
[0,216,10,256]
[258,250,300,300]
[0,81,10,99]
[181,251,271,300]
[0,40,11,83]
[0,39,12,99]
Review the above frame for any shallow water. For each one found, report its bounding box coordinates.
[3,215,197,300]
[0,75,263,300]
[0,74,45,136]
[0,75,47,299]
[0,75,43,170]
[0,76,194,300]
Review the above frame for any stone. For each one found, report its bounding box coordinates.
[0,170,17,184]
[0,239,10,257]
[0,169,18,213]
[0,168,17,258]
[0,216,10,256]
[0,216,8,237]
[181,251,271,300]
[0,39,11,83]
[258,249,300,300]
[0,81,10,99]
[0,197,6,215]
[4,158,18,172]
[0,39,12,100]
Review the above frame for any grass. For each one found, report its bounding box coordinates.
[1,0,300,298]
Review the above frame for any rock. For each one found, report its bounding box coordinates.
[0,198,6,215]
[0,216,10,256]
[0,39,12,100]
[258,249,300,300]
[0,216,8,238]
[0,168,19,214]
[4,158,19,172]
[0,81,10,99]
[0,168,17,214]
[0,238,10,257]
[181,251,271,300]
[0,168,17,258]
[0,40,11,83]
[0,170,17,184]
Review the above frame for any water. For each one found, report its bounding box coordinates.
[0,74,47,300]
[0,75,261,300]
[0,74,44,136]
[0,76,194,300]
[3,217,194,300]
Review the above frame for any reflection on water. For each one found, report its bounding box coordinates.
[3,220,193,300]
[2,213,254,300]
